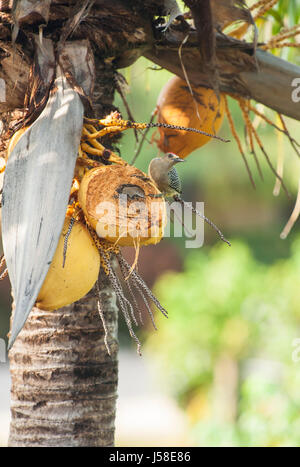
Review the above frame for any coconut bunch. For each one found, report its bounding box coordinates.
[0,16,172,352]
[53,147,169,355]
[1,50,230,351]
[1,92,170,353]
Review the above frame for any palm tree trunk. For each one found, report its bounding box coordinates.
[8,271,118,447]
[1,7,120,443]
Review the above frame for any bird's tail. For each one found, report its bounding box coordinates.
[173,195,231,246]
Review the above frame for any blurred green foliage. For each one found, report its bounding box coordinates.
[249,0,300,64]
[267,0,300,35]
[146,237,300,446]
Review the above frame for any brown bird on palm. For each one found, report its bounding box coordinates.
[148,153,231,246]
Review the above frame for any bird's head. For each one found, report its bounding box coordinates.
[148,153,185,185]
[165,153,185,166]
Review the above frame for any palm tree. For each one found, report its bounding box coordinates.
[0,0,299,447]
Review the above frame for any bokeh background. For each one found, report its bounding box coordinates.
[1,0,300,447]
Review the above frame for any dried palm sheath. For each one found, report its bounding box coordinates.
[2,65,84,348]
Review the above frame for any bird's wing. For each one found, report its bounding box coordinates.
[168,166,182,195]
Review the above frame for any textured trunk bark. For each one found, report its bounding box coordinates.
[8,272,118,447]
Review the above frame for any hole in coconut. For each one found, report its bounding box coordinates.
[114,184,146,200]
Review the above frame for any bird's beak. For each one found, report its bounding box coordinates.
[175,157,185,163]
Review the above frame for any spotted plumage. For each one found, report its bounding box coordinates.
[167,166,182,196]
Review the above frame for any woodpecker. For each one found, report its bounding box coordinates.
[148,153,184,198]
[148,153,231,246]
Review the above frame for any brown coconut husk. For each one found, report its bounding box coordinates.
[156,76,225,158]
[78,164,166,247]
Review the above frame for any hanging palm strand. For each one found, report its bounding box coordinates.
[224,96,256,189]
[280,179,300,240]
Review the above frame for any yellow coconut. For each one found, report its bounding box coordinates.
[78,164,167,247]
[36,216,100,310]
[156,76,225,158]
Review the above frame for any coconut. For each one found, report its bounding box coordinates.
[36,217,100,310]
[78,164,166,247]
[156,76,225,157]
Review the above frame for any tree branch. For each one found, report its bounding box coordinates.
[1,2,300,120]
[144,31,300,120]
